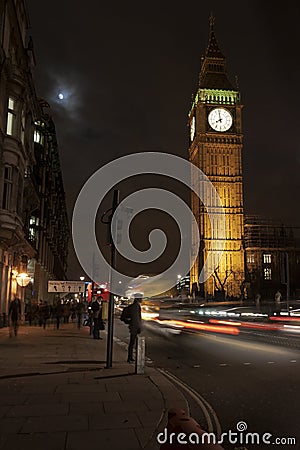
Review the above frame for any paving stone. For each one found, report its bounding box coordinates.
[0,406,10,418]
[0,431,66,450]
[21,414,88,433]
[24,394,64,404]
[20,384,57,394]
[60,391,120,403]
[69,402,104,414]
[66,429,140,450]
[119,390,163,401]
[103,400,150,414]
[143,399,165,411]
[105,382,158,392]
[89,412,141,430]
[0,418,25,433]
[6,403,69,417]
[134,426,158,448]
[136,411,163,428]
[0,394,28,406]
[55,383,106,393]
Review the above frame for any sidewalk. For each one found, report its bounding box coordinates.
[0,321,188,450]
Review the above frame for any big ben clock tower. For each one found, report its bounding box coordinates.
[189,16,245,299]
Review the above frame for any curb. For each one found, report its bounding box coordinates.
[113,334,190,449]
[142,368,189,450]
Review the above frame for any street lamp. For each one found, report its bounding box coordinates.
[16,273,31,287]
[79,276,86,302]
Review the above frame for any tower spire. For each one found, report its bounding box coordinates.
[205,14,224,59]
[209,13,215,32]
[199,15,234,90]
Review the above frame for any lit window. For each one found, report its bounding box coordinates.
[28,216,39,243]
[21,109,25,144]
[2,165,13,210]
[247,253,255,264]
[264,267,272,280]
[34,129,44,145]
[6,97,16,135]
[263,254,272,264]
[24,166,30,178]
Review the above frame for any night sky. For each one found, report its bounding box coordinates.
[27,1,300,280]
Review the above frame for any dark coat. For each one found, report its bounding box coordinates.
[127,300,142,333]
[9,298,21,321]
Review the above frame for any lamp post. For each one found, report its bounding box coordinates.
[106,189,119,369]
[80,276,85,302]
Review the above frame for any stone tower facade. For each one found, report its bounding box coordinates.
[189,17,245,300]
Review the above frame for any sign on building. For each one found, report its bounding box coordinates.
[48,281,85,293]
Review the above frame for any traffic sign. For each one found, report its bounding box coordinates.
[48,281,85,293]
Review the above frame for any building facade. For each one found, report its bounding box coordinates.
[0,0,69,321]
[244,215,300,300]
[189,17,245,300]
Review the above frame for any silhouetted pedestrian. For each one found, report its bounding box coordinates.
[91,297,102,339]
[275,290,282,305]
[8,296,21,337]
[26,300,33,326]
[126,294,143,363]
[255,293,261,307]
[54,299,63,329]
[38,300,49,328]
[76,300,84,329]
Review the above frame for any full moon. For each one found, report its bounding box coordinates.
[58,93,64,100]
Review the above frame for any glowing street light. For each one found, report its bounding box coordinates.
[16,273,31,287]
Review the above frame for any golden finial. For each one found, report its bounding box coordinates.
[209,13,215,31]
[235,75,239,89]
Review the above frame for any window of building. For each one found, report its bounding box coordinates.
[34,129,44,145]
[16,171,23,215]
[264,267,272,280]
[263,254,272,264]
[29,216,39,242]
[20,109,26,144]
[6,97,16,136]
[2,165,13,210]
[247,253,255,264]
[24,166,31,178]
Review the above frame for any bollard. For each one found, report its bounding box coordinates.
[135,335,145,374]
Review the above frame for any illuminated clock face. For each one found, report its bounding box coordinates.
[190,116,195,141]
[208,108,232,132]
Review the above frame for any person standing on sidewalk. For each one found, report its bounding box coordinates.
[8,295,21,337]
[126,294,143,363]
[255,292,261,308]
[76,300,84,329]
[40,301,50,329]
[91,297,103,339]
[275,290,282,305]
[54,298,64,329]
